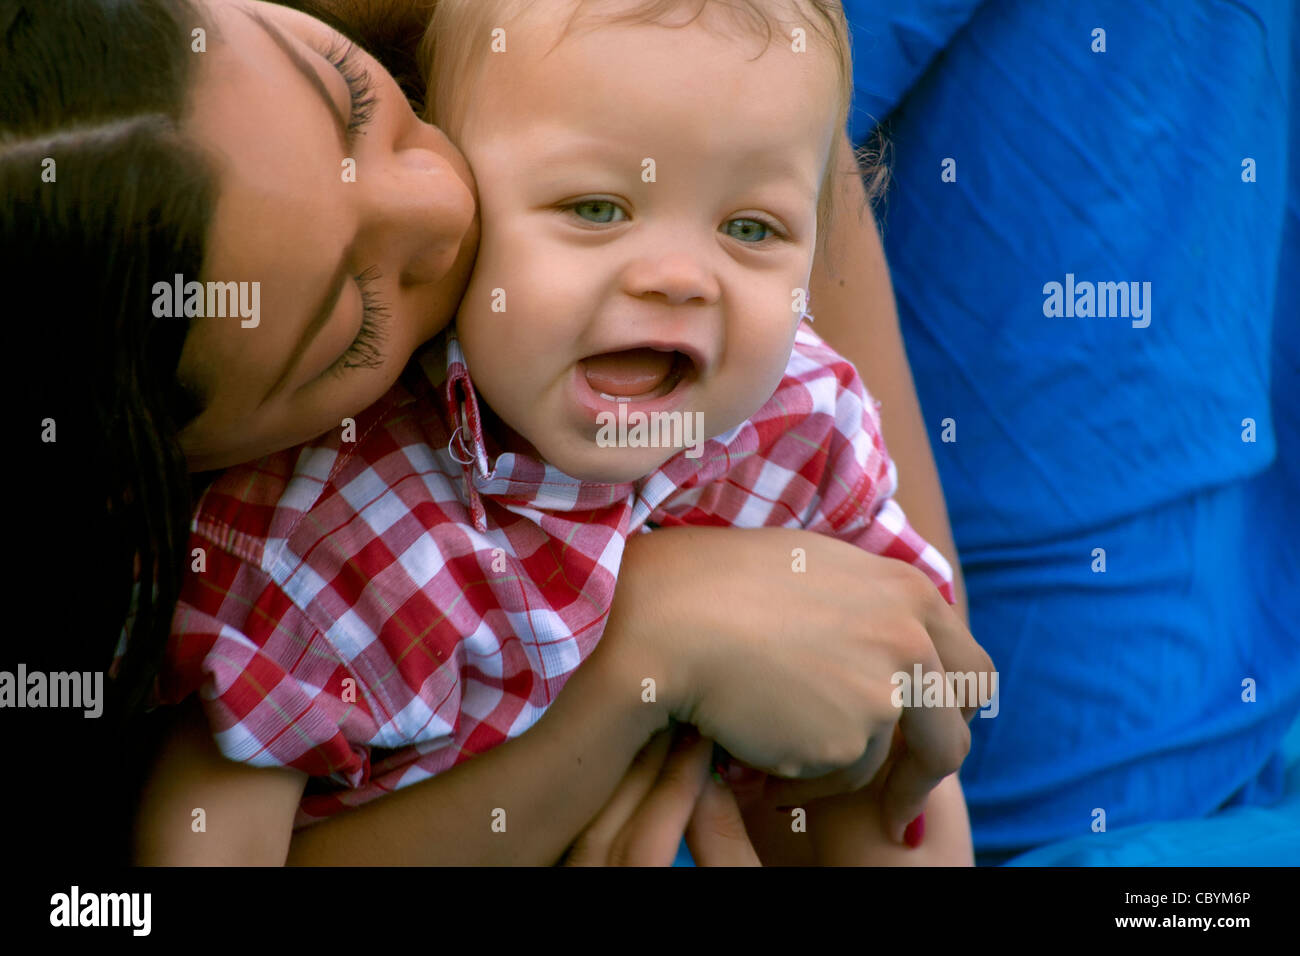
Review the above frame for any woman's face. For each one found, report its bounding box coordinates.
[177,0,478,471]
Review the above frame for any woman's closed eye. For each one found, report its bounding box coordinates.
[314,33,378,140]
[330,266,389,376]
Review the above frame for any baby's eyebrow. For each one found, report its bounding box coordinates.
[727,150,821,200]
[526,137,819,201]
[524,135,627,168]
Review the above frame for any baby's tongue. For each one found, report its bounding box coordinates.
[582,348,675,396]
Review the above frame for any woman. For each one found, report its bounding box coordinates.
[5,0,987,865]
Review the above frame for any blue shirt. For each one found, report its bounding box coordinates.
[842,0,1299,858]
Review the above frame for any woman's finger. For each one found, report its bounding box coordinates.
[924,596,996,723]
[561,728,676,865]
[611,730,714,865]
[760,724,895,806]
[685,769,761,866]
[875,600,983,837]
[879,701,971,843]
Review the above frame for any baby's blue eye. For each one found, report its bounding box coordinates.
[573,200,625,223]
[724,218,772,242]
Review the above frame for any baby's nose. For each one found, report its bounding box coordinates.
[623,251,720,306]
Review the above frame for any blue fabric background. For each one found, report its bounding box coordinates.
[840,0,1299,863]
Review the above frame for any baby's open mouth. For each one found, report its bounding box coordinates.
[580,348,693,401]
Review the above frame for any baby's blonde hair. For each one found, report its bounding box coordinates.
[420,0,885,236]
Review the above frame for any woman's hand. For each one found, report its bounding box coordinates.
[562,725,759,866]
[612,524,991,843]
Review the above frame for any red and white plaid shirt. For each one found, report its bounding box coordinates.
[159,324,954,828]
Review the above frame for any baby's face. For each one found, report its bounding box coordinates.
[452,7,839,481]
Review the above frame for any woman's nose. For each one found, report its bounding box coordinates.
[357,144,476,287]
[620,249,721,307]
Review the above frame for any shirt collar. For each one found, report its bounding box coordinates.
[415,328,641,531]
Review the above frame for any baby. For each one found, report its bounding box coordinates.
[425,0,850,485]
[416,0,971,863]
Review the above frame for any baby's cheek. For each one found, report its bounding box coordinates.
[456,255,521,344]
[750,317,800,394]
[706,334,791,433]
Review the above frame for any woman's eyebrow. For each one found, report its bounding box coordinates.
[237,7,349,151]
[261,255,352,405]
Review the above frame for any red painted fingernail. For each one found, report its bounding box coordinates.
[903,813,926,848]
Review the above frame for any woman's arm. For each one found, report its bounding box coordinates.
[137,526,986,864]
[134,696,308,865]
[286,626,671,865]
[810,133,968,624]
[136,622,671,865]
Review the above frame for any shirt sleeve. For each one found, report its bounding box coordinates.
[840,0,986,143]
[650,329,955,603]
[160,544,374,789]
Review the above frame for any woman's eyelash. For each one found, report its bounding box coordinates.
[332,266,389,375]
[320,35,378,137]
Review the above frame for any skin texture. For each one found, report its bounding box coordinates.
[177,0,479,471]
[450,5,841,481]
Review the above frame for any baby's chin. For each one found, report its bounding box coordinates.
[536,434,686,484]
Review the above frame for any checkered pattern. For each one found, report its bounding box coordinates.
[159,325,954,828]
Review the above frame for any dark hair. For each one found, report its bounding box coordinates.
[3,0,214,864]
[287,0,438,113]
